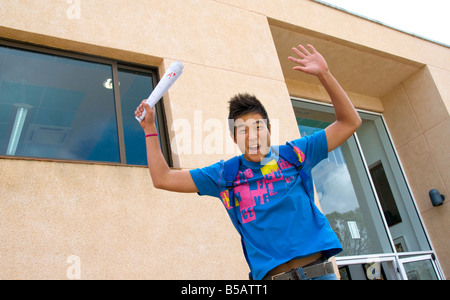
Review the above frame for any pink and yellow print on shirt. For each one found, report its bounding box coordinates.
[221,157,298,224]
[292,145,305,163]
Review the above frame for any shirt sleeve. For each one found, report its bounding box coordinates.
[291,129,329,169]
[189,160,225,198]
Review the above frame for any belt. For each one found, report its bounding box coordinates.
[263,261,335,280]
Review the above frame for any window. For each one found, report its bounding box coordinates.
[369,162,402,227]
[0,41,170,166]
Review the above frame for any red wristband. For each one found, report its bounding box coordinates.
[145,133,158,138]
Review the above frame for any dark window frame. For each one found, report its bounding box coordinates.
[0,39,172,167]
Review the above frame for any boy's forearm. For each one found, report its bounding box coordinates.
[318,70,362,151]
[317,71,361,127]
[144,124,171,187]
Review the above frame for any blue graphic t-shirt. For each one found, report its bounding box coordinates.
[189,130,342,280]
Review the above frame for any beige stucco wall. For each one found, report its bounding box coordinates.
[0,158,247,279]
[0,0,448,279]
[381,66,450,277]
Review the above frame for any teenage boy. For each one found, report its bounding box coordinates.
[135,44,362,280]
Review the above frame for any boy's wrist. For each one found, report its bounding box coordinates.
[144,124,158,135]
[316,69,333,82]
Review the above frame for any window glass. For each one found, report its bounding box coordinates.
[302,126,390,256]
[369,162,402,227]
[402,259,439,280]
[0,46,120,162]
[357,116,431,252]
[118,68,157,165]
[295,103,393,256]
[294,99,432,258]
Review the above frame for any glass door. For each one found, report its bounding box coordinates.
[356,114,431,253]
[293,101,393,256]
[292,98,443,280]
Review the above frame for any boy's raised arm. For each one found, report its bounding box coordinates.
[288,44,362,152]
[135,100,199,193]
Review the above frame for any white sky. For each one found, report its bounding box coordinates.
[317,0,450,46]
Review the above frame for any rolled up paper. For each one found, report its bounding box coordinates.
[135,61,184,122]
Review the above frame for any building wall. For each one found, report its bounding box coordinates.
[0,158,249,279]
[0,0,448,279]
[381,66,450,276]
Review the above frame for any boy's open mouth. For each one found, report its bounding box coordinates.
[249,144,261,153]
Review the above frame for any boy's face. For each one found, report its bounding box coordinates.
[233,113,271,163]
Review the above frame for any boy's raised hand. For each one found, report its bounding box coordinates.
[288,44,329,77]
[135,100,157,132]
[289,44,362,152]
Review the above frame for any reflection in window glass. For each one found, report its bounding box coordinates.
[300,124,376,256]
[297,107,393,256]
[0,46,120,162]
[118,68,157,165]
[369,162,402,227]
[403,260,438,280]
